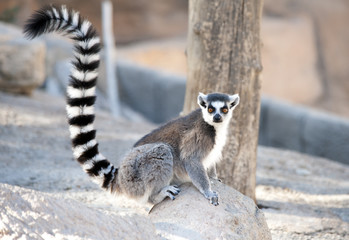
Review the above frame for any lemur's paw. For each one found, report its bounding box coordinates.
[163,185,181,200]
[204,190,219,206]
[167,192,176,200]
[166,185,181,196]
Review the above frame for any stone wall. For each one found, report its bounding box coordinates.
[259,98,349,165]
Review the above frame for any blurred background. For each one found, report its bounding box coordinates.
[1,0,348,118]
[1,2,349,238]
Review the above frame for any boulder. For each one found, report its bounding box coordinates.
[150,181,272,240]
[0,179,272,240]
[0,183,159,240]
[0,22,45,95]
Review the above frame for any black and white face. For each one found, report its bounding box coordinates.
[197,92,239,126]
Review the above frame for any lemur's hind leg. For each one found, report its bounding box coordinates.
[149,185,181,205]
[118,143,179,204]
[142,143,180,204]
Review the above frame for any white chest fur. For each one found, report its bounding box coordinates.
[202,122,229,170]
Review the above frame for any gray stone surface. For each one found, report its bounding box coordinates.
[257,146,349,240]
[0,183,159,240]
[0,22,45,95]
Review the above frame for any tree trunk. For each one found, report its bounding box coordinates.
[183,0,263,201]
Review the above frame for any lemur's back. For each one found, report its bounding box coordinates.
[134,109,216,160]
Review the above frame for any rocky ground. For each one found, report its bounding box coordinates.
[0,91,348,239]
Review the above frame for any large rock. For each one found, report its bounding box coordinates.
[0,183,159,240]
[0,177,272,240]
[150,181,272,240]
[0,22,45,95]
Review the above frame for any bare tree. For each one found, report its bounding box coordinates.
[182,0,263,201]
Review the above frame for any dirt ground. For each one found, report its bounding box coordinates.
[0,90,348,239]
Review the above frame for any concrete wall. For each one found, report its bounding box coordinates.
[115,61,349,165]
[259,98,349,165]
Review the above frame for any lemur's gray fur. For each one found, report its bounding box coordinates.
[24,5,240,206]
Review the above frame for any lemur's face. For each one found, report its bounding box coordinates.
[198,92,240,126]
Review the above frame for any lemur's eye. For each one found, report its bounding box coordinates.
[208,107,214,113]
[222,108,228,114]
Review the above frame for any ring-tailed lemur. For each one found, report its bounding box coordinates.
[24,5,240,206]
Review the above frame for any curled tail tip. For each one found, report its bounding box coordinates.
[23,11,48,39]
[23,5,81,39]
[23,5,54,39]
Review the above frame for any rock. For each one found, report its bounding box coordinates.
[150,181,272,240]
[0,22,45,95]
[0,183,159,240]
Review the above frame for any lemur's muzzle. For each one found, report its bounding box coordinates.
[213,114,222,123]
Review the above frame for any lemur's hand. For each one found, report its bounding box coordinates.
[204,190,219,206]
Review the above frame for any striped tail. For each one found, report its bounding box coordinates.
[24,5,117,190]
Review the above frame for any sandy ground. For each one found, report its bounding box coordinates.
[0,90,348,239]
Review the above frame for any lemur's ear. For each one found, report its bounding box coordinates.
[197,92,208,108]
[229,94,240,110]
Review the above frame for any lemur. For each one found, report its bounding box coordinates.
[24,5,239,206]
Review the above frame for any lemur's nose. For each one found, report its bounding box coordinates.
[213,114,222,122]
